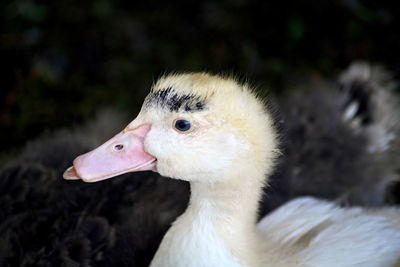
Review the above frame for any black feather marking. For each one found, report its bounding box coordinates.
[195,101,204,110]
[146,87,206,112]
[158,87,172,102]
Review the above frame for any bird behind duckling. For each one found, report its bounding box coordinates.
[64,72,400,267]
[266,62,400,211]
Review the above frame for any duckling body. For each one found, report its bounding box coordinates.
[64,72,400,266]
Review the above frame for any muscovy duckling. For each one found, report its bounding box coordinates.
[267,62,400,211]
[64,73,400,267]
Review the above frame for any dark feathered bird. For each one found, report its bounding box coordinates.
[0,110,190,266]
[0,62,399,266]
[263,62,400,213]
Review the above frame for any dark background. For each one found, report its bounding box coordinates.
[1,2,400,266]
[1,0,400,157]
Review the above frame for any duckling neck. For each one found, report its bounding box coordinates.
[150,170,265,267]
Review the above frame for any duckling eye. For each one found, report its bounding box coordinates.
[174,119,191,132]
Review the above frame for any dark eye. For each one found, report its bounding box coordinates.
[174,119,191,132]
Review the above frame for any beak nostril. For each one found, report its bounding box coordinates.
[114,144,124,151]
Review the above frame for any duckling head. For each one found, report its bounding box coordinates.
[64,73,277,184]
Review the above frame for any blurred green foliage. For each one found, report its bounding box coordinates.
[1,0,399,154]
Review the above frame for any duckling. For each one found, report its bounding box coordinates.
[265,62,400,212]
[64,73,400,266]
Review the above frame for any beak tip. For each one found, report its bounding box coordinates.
[63,166,81,180]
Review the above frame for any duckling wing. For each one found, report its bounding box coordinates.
[257,197,400,267]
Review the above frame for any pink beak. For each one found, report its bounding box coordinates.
[63,124,156,182]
